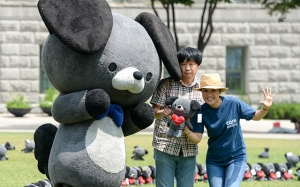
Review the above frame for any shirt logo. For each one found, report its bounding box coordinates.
[226,119,237,129]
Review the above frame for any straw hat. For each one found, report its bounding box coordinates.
[196,73,228,92]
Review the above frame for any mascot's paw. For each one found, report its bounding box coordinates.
[34,123,57,180]
[86,88,110,117]
[24,179,53,187]
[131,103,154,129]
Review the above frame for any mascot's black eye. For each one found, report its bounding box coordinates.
[108,63,117,72]
[146,72,152,81]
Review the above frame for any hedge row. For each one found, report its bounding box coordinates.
[263,103,300,120]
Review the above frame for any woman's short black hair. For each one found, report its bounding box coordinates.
[177,47,202,65]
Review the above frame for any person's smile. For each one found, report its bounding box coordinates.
[202,89,221,108]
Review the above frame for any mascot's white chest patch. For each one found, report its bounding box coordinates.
[85,117,125,173]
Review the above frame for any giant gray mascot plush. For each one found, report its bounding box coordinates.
[33,0,181,187]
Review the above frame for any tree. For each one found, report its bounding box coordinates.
[151,0,300,53]
[251,0,300,22]
[197,0,230,53]
[151,0,194,51]
[151,0,230,53]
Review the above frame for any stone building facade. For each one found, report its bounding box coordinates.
[0,0,299,113]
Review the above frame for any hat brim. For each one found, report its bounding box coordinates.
[194,86,229,92]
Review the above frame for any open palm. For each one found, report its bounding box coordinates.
[260,87,275,109]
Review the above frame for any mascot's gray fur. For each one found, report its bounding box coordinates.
[33,0,181,186]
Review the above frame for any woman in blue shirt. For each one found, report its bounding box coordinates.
[190,73,275,187]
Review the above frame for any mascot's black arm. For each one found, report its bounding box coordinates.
[52,87,154,136]
[52,88,110,124]
[122,103,154,136]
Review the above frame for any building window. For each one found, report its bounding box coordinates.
[39,45,52,93]
[226,47,245,95]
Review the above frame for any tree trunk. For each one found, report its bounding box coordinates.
[151,0,159,17]
[197,0,216,53]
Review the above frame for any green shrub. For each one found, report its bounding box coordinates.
[39,87,59,108]
[261,103,300,119]
[6,95,31,109]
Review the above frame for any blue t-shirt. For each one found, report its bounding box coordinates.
[191,96,255,166]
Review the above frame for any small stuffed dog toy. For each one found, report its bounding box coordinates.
[34,0,181,186]
[0,145,8,161]
[131,146,148,161]
[258,147,270,158]
[165,96,201,138]
[4,142,15,150]
[21,139,35,153]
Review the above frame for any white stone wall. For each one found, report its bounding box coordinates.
[0,0,299,113]
[176,21,300,105]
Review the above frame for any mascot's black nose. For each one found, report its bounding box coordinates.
[133,71,143,80]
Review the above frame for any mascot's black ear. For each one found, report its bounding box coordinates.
[165,96,179,106]
[37,0,113,54]
[135,12,181,81]
[191,100,201,111]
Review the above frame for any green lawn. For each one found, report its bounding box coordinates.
[0,132,299,187]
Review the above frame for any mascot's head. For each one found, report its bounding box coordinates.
[38,0,181,108]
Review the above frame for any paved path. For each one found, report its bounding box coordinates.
[1,113,299,139]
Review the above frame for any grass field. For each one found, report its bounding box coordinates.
[0,132,299,187]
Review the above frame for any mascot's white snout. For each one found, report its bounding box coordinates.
[175,105,184,112]
[112,67,145,93]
